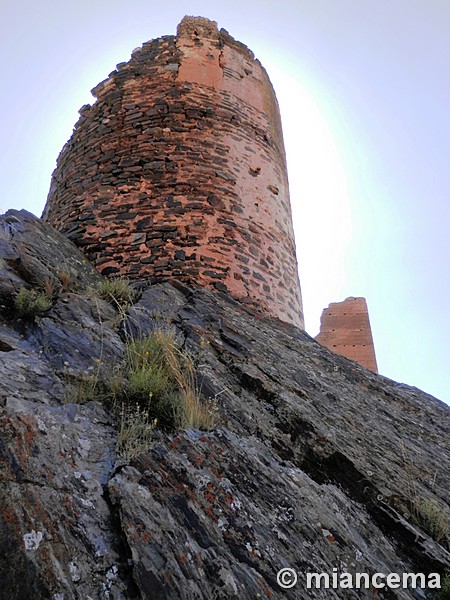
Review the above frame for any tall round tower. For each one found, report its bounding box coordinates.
[43,16,304,328]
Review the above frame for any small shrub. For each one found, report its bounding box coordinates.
[63,329,216,461]
[416,499,450,546]
[14,287,53,318]
[438,570,450,600]
[116,403,156,461]
[124,331,205,430]
[97,277,137,309]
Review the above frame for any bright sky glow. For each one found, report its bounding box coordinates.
[268,62,353,332]
[1,0,449,405]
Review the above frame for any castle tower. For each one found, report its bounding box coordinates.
[42,16,304,328]
[316,297,378,372]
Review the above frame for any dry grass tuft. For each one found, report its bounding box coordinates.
[416,498,450,547]
[96,277,137,309]
[65,328,216,460]
[125,330,215,431]
[116,403,156,461]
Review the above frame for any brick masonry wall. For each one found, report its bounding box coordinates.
[42,16,304,328]
[315,297,378,372]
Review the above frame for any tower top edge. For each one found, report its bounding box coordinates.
[177,16,219,39]
[176,16,256,63]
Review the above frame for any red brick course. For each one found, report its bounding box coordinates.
[42,16,304,328]
[315,297,378,372]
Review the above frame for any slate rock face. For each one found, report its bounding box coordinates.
[0,400,131,599]
[0,210,449,599]
[0,209,102,308]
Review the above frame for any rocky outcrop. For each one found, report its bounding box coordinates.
[0,208,102,307]
[1,210,449,599]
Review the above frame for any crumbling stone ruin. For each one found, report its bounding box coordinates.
[316,297,378,372]
[43,16,304,328]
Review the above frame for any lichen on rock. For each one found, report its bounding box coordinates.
[0,210,449,599]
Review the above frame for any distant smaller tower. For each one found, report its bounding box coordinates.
[316,297,378,372]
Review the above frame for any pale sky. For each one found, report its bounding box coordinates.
[1,0,449,405]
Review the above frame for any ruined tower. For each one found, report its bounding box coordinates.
[42,16,304,328]
[316,297,378,372]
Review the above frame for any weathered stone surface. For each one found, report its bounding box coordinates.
[42,17,304,329]
[316,297,379,372]
[0,209,102,307]
[0,242,449,599]
[0,400,133,600]
[0,209,121,408]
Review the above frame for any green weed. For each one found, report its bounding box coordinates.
[14,287,53,319]
[438,570,450,599]
[65,328,216,460]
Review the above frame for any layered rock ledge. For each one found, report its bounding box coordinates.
[0,210,449,599]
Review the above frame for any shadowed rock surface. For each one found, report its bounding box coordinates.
[1,210,449,599]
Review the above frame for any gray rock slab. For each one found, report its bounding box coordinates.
[0,216,448,599]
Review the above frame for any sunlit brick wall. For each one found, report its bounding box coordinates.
[43,17,304,328]
[316,297,378,372]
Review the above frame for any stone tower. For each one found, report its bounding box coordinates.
[42,16,304,328]
[316,297,378,372]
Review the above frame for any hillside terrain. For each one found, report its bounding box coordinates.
[0,209,449,599]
